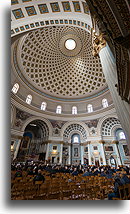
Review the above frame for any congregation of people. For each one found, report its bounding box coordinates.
[11,161,130,200]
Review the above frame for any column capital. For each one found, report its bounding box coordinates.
[112,140,119,145]
[11,135,23,140]
[92,32,106,57]
[59,141,64,144]
[87,141,91,145]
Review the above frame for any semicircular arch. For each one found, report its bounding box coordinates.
[21,116,53,138]
[97,114,119,136]
[61,121,89,142]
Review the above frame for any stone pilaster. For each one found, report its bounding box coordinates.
[45,142,50,161]
[68,143,71,165]
[112,140,122,165]
[98,43,130,143]
[13,138,22,160]
[88,142,92,165]
[99,140,106,165]
[80,143,84,165]
[59,143,63,164]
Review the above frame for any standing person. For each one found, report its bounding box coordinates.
[33,170,45,183]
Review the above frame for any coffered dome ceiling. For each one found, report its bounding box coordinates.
[15,25,107,100]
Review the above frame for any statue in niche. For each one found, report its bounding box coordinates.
[90,127,97,136]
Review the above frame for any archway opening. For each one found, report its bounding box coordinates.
[17,120,49,162]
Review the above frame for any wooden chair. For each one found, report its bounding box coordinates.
[123,184,130,199]
[60,184,72,200]
[47,185,61,200]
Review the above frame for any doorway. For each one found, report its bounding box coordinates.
[95,159,99,166]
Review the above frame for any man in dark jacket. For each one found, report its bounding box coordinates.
[108,175,124,200]
[33,170,45,183]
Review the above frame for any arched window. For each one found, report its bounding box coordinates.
[26,95,32,105]
[72,106,77,114]
[56,105,62,114]
[73,136,79,143]
[12,83,19,94]
[71,134,80,143]
[87,104,93,113]
[41,102,47,111]
[119,131,126,140]
[102,98,108,108]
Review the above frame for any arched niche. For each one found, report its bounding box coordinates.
[61,121,89,143]
[97,114,119,136]
[21,116,53,138]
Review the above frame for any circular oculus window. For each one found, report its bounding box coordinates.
[65,39,76,50]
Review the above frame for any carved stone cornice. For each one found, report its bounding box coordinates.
[99,140,105,144]
[92,32,106,56]
[47,140,64,144]
[11,135,22,140]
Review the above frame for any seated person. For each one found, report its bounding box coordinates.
[108,174,124,200]
[14,170,22,178]
[120,171,130,184]
[27,167,34,176]
[92,168,99,176]
[100,168,106,177]
[14,165,22,178]
[105,170,113,179]
[72,168,78,176]
[82,169,91,176]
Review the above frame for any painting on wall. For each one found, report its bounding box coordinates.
[63,147,68,156]
[85,119,98,128]
[84,147,88,152]
[53,146,57,151]
[16,108,32,121]
[21,136,30,149]
[93,146,98,150]
[73,147,79,157]
[49,119,65,129]
[105,146,113,151]
[123,145,130,156]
